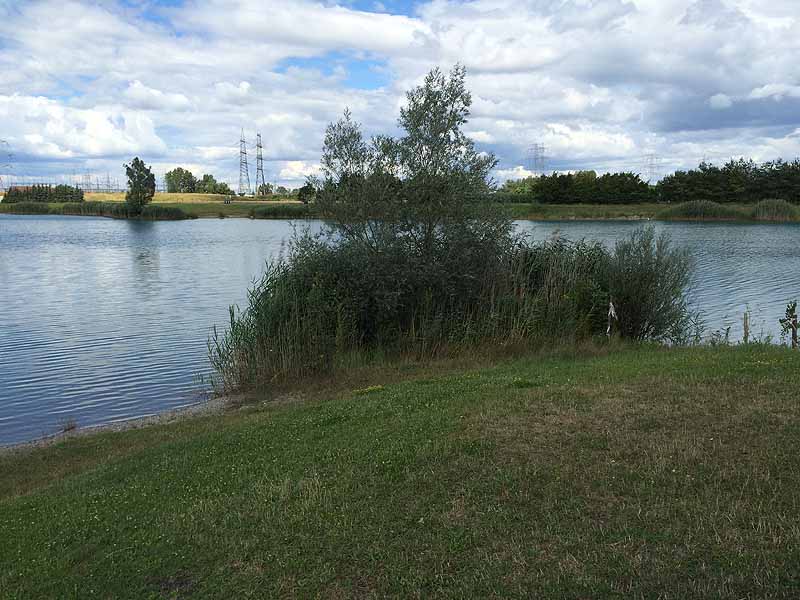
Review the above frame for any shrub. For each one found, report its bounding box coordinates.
[607,227,695,343]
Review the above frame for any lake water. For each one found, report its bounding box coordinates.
[1,214,798,445]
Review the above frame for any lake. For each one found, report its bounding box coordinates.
[1,214,798,446]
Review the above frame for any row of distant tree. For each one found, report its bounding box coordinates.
[164,167,300,197]
[498,159,800,204]
[3,184,84,203]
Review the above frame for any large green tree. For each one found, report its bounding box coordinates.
[125,157,156,215]
[165,167,197,193]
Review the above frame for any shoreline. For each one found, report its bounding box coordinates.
[0,394,232,455]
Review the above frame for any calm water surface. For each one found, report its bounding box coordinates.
[1,214,798,445]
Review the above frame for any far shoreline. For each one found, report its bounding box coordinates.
[3,199,799,223]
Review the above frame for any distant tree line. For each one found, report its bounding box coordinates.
[657,159,800,203]
[164,168,234,195]
[3,184,84,203]
[499,171,651,204]
[498,159,800,204]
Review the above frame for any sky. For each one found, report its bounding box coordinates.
[0,0,799,189]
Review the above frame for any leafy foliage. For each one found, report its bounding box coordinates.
[497,171,653,204]
[164,167,197,193]
[657,159,800,204]
[124,157,156,216]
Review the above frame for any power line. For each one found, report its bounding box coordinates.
[238,129,251,196]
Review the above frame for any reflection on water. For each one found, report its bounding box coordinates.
[0,215,798,445]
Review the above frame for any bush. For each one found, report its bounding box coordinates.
[607,228,695,342]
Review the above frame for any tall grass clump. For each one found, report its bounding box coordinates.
[751,199,799,222]
[658,200,742,221]
[210,66,696,392]
[0,201,54,214]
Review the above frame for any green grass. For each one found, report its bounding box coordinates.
[2,344,800,598]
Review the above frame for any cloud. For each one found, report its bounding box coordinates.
[709,93,733,109]
[123,81,191,111]
[748,83,800,101]
[0,0,799,186]
[0,94,166,160]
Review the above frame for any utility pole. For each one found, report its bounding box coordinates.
[238,129,251,196]
[255,133,266,196]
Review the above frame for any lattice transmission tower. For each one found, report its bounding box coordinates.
[526,143,547,176]
[642,153,660,183]
[238,129,251,196]
[255,133,266,195]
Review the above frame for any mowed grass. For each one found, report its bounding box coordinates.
[2,344,800,598]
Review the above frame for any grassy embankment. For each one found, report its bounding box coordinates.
[0,192,312,220]
[3,344,800,598]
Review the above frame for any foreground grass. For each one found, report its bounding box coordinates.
[2,344,800,598]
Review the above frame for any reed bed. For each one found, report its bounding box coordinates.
[210,227,694,392]
[0,201,192,220]
[750,198,800,222]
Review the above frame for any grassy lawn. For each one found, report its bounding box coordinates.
[2,344,800,598]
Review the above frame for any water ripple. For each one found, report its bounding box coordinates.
[1,215,798,445]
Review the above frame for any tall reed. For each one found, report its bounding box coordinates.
[210,227,695,393]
